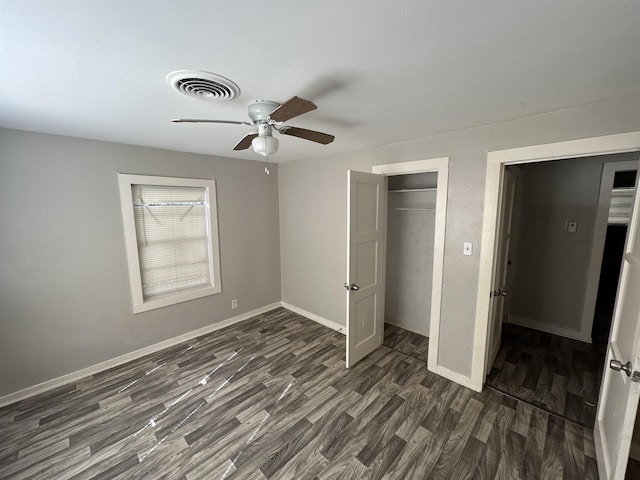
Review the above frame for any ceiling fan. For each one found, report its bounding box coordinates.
[171,96,335,157]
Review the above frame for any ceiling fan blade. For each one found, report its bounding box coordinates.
[171,119,252,125]
[268,96,317,123]
[233,133,258,151]
[279,126,335,145]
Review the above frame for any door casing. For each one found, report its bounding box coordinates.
[372,157,454,384]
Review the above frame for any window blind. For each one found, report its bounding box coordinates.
[608,187,636,225]
[132,184,210,298]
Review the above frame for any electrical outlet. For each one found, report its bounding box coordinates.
[567,220,578,233]
[231,299,238,309]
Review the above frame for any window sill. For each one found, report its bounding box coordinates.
[132,284,221,314]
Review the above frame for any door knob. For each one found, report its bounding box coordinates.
[344,283,360,291]
[610,359,632,376]
[493,289,508,297]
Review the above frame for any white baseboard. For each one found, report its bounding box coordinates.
[280,302,345,334]
[385,317,429,337]
[282,303,485,395]
[429,364,481,392]
[0,302,281,408]
[507,315,592,344]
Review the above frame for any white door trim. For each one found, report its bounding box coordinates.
[473,131,640,390]
[373,157,450,381]
[581,160,639,343]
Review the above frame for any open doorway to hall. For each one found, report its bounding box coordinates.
[382,172,436,363]
[484,153,638,428]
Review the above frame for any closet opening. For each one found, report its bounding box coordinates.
[382,171,437,363]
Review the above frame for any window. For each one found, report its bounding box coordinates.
[608,170,637,225]
[118,174,221,313]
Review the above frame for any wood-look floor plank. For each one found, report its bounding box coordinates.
[541,415,566,479]
[383,324,428,363]
[428,397,484,479]
[380,426,431,480]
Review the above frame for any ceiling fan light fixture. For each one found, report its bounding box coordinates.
[251,134,279,157]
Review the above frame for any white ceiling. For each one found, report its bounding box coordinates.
[1,1,640,164]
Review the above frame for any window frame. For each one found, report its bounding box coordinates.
[118,174,222,313]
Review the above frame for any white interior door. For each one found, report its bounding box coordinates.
[595,160,640,480]
[485,168,517,374]
[346,170,386,368]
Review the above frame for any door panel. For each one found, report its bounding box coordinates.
[355,241,378,288]
[486,168,517,373]
[354,293,377,345]
[356,183,379,232]
[594,159,640,479]
[346,170,386,368]
[615,263,640,357]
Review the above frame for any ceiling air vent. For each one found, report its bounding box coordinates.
[166,70,240,102]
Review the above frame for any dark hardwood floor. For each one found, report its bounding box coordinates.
[0,308,600,479]
[627,457,640,480]
[383,323,429,363]
[486,323,606,428]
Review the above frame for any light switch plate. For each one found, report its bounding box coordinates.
[463,242,473,256]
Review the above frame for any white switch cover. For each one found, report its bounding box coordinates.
[567,221,578,233]
[463,242,473,256]
[232,299,238,309]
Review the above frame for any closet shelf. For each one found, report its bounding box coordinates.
[388,188,436,193]
[392,207,435,211]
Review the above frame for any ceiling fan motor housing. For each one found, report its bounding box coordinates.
[248,101,280,123]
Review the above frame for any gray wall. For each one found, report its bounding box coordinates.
[0,129,281,397]
[509,153,639,332]
[278,90,640,379]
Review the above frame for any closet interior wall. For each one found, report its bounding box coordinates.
[384,172,438,336]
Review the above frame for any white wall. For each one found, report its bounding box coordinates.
[509,153,639,336]
[385,190,436,335]
[278,90,640,380]
[0,129,281,397]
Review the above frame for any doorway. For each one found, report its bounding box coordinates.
[382,172,437,363]
[484,155,638,427]
[354,157,453,384]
